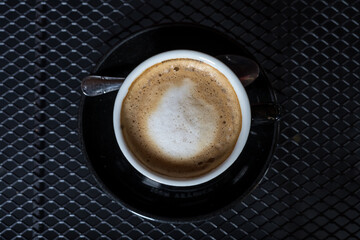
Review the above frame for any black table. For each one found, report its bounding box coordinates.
[1,0,359,239]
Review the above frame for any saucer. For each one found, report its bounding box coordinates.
[79,24,280,222]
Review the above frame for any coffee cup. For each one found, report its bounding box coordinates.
[113,50,251,187]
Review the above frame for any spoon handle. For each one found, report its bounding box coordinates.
[81,55,260,96]
[81,76,125,96]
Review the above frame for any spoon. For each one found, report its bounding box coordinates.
[216,55,260,87]
[81,76,125,97]
[81,55,260,96]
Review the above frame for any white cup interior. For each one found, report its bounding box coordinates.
[113,50,251,187]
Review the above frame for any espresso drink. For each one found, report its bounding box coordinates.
[121,59,242,178]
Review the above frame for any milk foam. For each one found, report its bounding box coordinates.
[147,78,216,159]
[120,58,242,178]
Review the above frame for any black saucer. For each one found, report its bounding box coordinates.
[79,24,280,222]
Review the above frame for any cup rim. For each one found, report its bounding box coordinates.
[113,50,251,187]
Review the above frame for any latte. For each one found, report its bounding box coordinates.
[120,58,242,178]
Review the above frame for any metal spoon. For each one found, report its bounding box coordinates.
[216,55,260,87]
[81,76,125,97]
[81,55,260,96]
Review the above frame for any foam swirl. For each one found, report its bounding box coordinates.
[147,78,217,159]
[121,58,241,178]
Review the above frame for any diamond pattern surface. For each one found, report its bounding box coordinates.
[0,0,359,239]
[0,1,36,239]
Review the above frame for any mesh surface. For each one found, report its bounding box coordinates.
[0,1,36,239]
[1,0,359,239]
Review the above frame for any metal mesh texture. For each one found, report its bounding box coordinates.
[1,0,359,239]
[0,1,36,239]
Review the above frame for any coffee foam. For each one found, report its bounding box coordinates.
[121,59,242,178]
[147,78,217,159]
